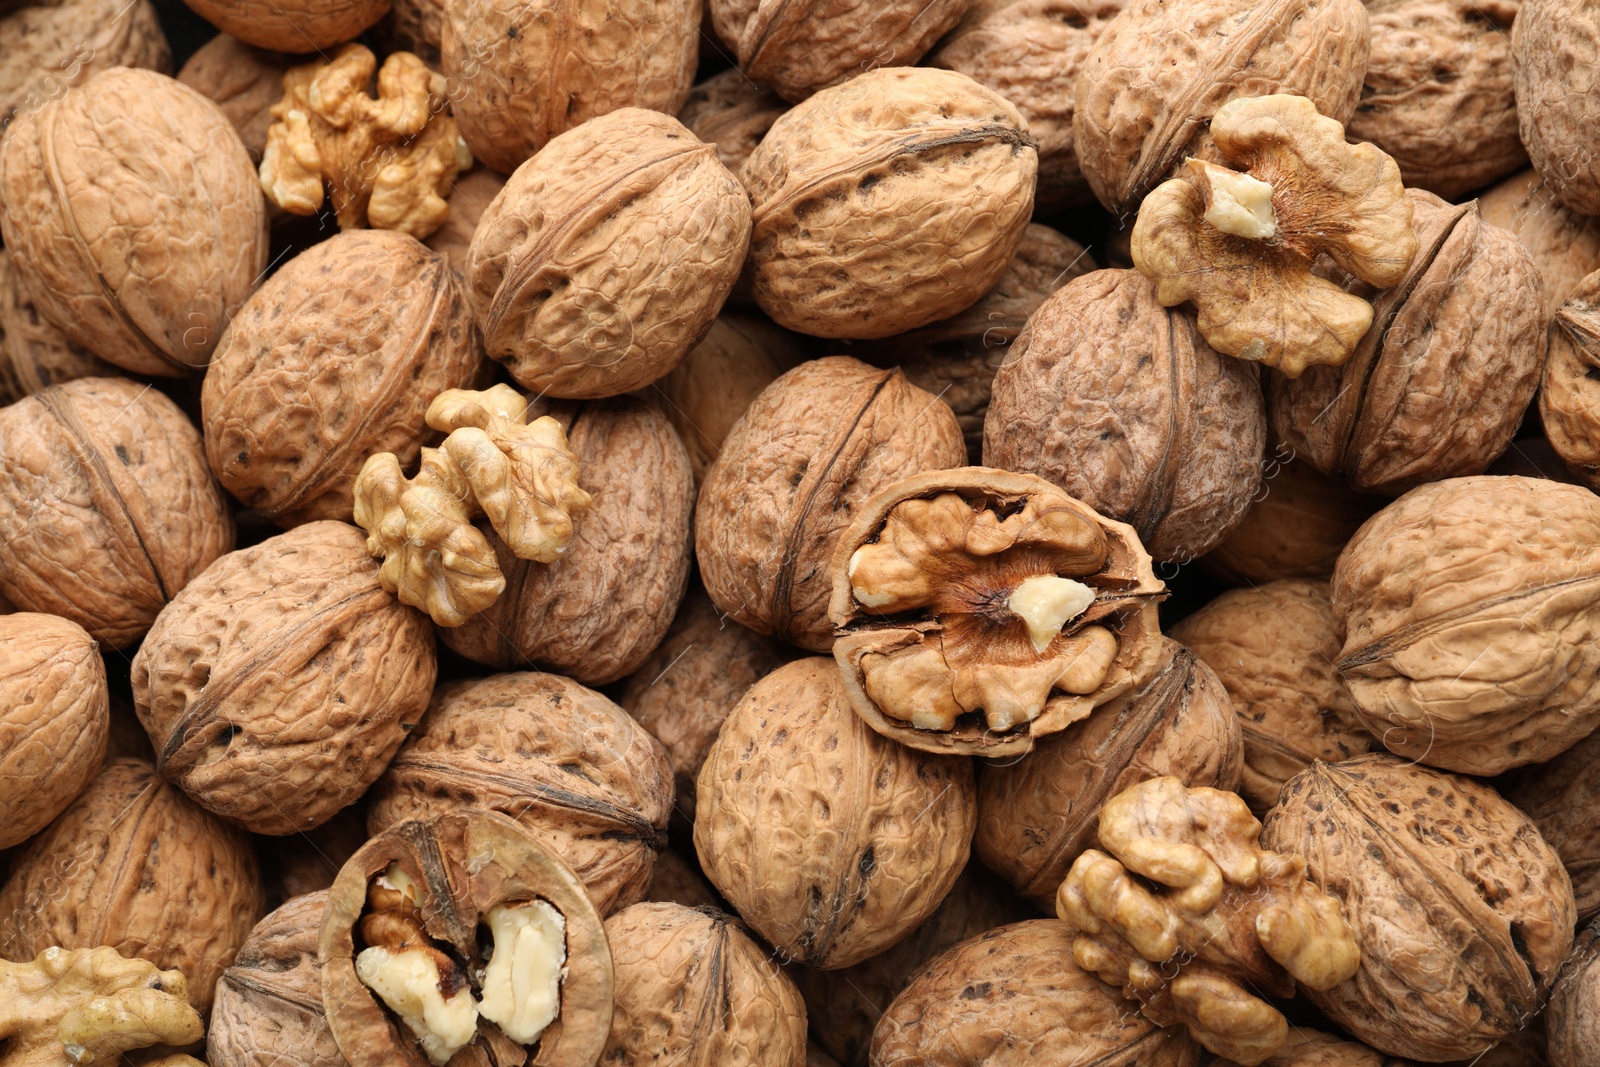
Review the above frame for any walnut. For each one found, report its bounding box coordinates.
[0,757,263,1015]
[0,0,169,130]
[1170,581,1373,814]
[175,34,293,164]
[696,357,966,652]
[1332,475,1600,774]
[438,395,694,684]
[1548,920,1600,1067]
[1269,191,1547,494]
[742,68,1037,340]
[375,0,445,66]
[0,68,267,377]
[178,0,391,53]
[1481,170,1600,321]
[677,68,788,177]
[256,800,370,910]
[367,671,673,917]
[600,903,808,1065]
[976,638,1244,908]
[0,612,107,850]
[1131,95,1417,377]
[1500,728,1600,924]
[1513,0,1600,217]
[260,45,471,240]
[420,167,505,275]
[0,377,235,649]
[1540,271,1600,491]
[320,811,613,1067]
[463,108,750,398]
[441,0,698,175]
[871,919,1203,1065]
[830,467,1167,756]
[1462,1027,1550,1067]
[130,521,437,835]
[694,657,976,970]
[1209,1027,1420,1066]
[0,248,115,406]
[1263,754,1576,1061]
[984,268,1266,562]
[644,849,722,911]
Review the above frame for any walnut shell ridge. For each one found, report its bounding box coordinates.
[1513,0,1600,217]
[179,0,391,52]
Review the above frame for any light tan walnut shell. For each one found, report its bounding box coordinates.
[131,521,436,836]
[179,0,390,52]
[1500,727,1600,924]
[1211,1027,1421,1066]
[694,657,976,970]
[464,108,751,398]
[0,377,235,649]
[677,68,788,177]
[1548,919,1600,1067]
[0,0,169,130]
[176,34,293,164]
[1263,754,1576,1061]
[0,68,268,376]
[1541,271,1600,491]
[420,167,505,275]
[0,247,115,406]
[742,67,1037,340]
[1481,170,1600,321]
[1513,0,1600,217]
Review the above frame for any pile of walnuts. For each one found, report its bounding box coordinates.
[1,0,1599,1065]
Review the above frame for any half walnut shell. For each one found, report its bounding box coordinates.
[828,467,1165,757]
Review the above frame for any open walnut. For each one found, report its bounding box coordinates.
[1131,94,1417,376]
[1540,271,1600,491]
[829,468,1166,757]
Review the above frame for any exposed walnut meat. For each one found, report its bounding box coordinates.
[0,0,169,131]
[1513,0,1600,216]
[420,167,505,275]
[677,68,788,177]
[1131,95,1417,377]
[1540,271,1600,491]
[1199,457,1381,586]
[0,248,114,406]
[179,0,390,52]
[176,34,293,164]
[1480,170,1600,321]
[1500,727,1600,924]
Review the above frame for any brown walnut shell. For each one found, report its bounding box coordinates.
[441,395,694,684]
[1480,170,1600,321]
[175,34,294,164]
[0,0,169,129]
[693,657,976,971]
[421,167,506,276]
[0,68,268,377]
[203,231,486,526]
[1513,0,1600,217]
[1270,191,1547,496]
[1548,920,1600,1067]
[0,376,235,649]
[131,521,437,836]
[367,671,673,918]
[0,756,264,1015]
[1540,271,1600,491]
[645,849,722,911]
[441,0,698,175]
[985,268,1266,562]
[256,800,371,911]
[1461,1026,1549,1067]
[0,246,116,405]
[1262,754,1576,1062]
[180,0,390,53]
[375,0,445,66]
[1211,1027,1420,1066]
[677,68,788,177]
[696,356,966,652]
[1500,727,1600,924]
[975,638,1244,908]
[0,611,107,850]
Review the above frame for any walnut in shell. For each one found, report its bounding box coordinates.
[366,671,673,918]
[420,167,505,275]
[464,108,750,398]
[1499,727,1600,924]
[0,68,267,377]
[677,68,788,177]
[1548,919,1600,1067]
[984,268,1266,562]
[175,33,293,164]
[0,377,235,649]
[1540,271,1600,491]
[694,657,976,970]
[130,521,437,836]
[742,67,1037,340]
[1513,0,1600,217]
[375,0,445,66]
[644,849,722,911]
[1263,754,1576,1061]
[0,247,115,405]
[256,800,370,910]
[1480,170,1600,321]
[0,0,169,130]
[179,0,390,52]
[1210,1027,1420,1066]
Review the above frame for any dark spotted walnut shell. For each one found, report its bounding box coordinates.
[442,395,694,685]
[1500,727,1600,924]
[1548,920,1600,1067]
[0,68,268,377]
[421,167,506,276]
[1513,0,1600,217]
[367,671,673,917]
[1263,754,1575,1062]
[179,0,390,52]
[203,231,486,526]
[176,34,295,164]
[1480,171,1600,321]
[0,756,264,1015]
[985,268,1266,562]
[1270,191,1547,496]
[131,521,437,836]
[0,377,235,649]
[0,247,116,405]
[0,0,169,129]
[1540,271,1600,491]
[694,658,976,970]
[696,356,966,652]
[678,68,788,177]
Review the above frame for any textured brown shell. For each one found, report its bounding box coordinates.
[693,657,976,970]
[176,34,294,163]
[1466,1027,1550,1067]
[1270,191,1547,496]
[130,521,437,835]
[1541,271,1600,491]
[696,356,966,651]
[421,167,506,275]
[320,811,612,1067]
[256,800,371,911]
[203,231,486,526]
[1500,727,1600,924]
[465,108,750,399]
[0,611,107,850]
[0,0,169,127]
[869,919,1203,1066]
[0,377,235,648]
[367,671,673,917]
[1170,581,1373,814]
[180,0,390,52]
[441,395,694,684]
[374,0,446,65]
[1072,0,1369,215]
[0,756,264,1015]
[1262,754,1576,1061]
[678,67,788,177]
[645,849,723,910]
[209,891,347,1067]
[1344,0,1523,200]
[1480,171,1600,321]
[601,902,808,1066]
[442,0,699,175]
[0,68,268,376]
[0,247,115,405]
[742,67,1037,340]
[1513,0,1600,217]
[1213,1027,1420,1066]
[975,638,1242,906]
[1547,920,1600,1067]
[1332,475,1600,774]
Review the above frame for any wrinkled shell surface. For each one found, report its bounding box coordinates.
[1513,0,1600,216]
[1480,170,1600,321]
[1548,920,1600,1067]
[421,166,506,275]
[1541,271,1600,491]
[256,800,370,910]
[0,377,234,649]
[645,848,723,910]
[376,0,445,65]
[1500,727,1600,924]
[0,247,114,405]
[678,68,788,177]
[175,33,293,163]
[180,0,390,52]
[0,0,169,129]
[1213,1027,1418,1066]
[694,657,976,970]
[131,521,437,835]
[1200,456,1381,586]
